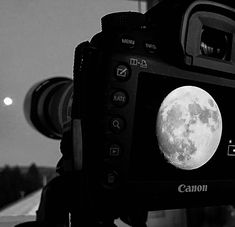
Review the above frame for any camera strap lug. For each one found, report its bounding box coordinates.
[72,118,83,170]
[72,41,103,171]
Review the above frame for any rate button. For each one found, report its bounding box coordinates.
[111,90,128,107]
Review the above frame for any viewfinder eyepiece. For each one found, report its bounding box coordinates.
[200,26,232,61]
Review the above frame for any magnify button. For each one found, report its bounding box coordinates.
[110,117,125,133]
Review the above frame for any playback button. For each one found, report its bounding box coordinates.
[108,143,122,157]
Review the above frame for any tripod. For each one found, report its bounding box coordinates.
[15,129,148,227]
[68,172,148,227]
[15,171,148,227]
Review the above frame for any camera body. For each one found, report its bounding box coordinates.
[71,0,235,211]
[23,0,235,215]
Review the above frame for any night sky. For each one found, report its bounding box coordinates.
[0,0,145,167]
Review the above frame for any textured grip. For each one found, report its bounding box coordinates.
[101,12,145,32]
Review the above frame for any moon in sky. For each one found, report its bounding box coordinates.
[3,97,13,106]
[156,86,222,170]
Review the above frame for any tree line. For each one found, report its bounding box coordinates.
[0,163,43,210]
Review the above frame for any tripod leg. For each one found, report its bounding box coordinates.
[97,219,117,227]
[128,209,148,227]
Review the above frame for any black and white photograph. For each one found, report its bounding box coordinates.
[0,0,235,226]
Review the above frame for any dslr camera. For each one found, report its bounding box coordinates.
[25,0,235,213]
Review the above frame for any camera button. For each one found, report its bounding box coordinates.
[111,90,128,107]
[102,170,119,189]
[115,64,130,81]
[144,41,157,54]
[109,117,125,133]
[120,36,135,49]
[108,143,122,157]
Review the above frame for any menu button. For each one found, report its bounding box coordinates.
[121,37,135,49]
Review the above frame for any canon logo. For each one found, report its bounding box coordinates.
[178,184,208,193]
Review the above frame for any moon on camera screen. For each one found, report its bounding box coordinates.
[156,86,223,170]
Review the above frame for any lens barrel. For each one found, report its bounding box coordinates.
[24,77,73,139]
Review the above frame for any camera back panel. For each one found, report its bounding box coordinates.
[90,10,235,209]
[72,1,235,211]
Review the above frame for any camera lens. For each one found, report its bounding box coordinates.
[200,26,232,61]
[24,77,73,139]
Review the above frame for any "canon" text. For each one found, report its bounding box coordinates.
[178,184,208,193]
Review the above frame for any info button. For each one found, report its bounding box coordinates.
[110,117,125,133]
[145,41,158,54]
